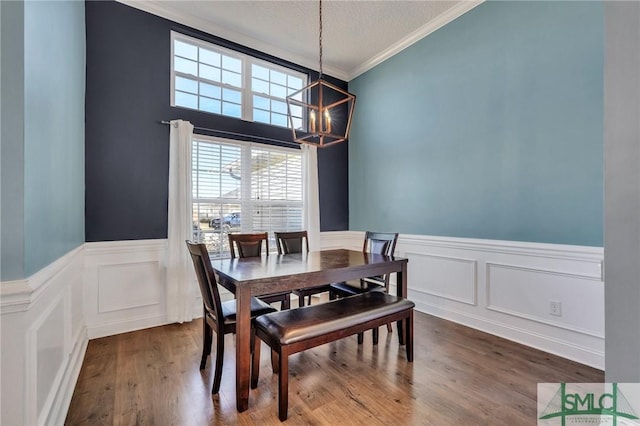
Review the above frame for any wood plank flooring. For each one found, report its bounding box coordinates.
[65,311,603,425]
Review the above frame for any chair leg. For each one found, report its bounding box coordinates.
[298,293,305,307]
[251,328,261,389]
[406,311,414,362]
[200,320,212,370]
[357,332,364,344]
[271,349,279,374]
[278,349,289,421]
[386,322,393,333]
[372,327,379,345]
[212,331,225,394]
[282,294,291,310]
[397,319,405,345]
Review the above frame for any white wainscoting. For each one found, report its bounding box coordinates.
[1,245,86,426]
[0,232,604,425]
[84,239,170,339]
[320,231,604,368]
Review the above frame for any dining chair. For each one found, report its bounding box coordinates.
[275,231,332,307]
[228,232,292,310]
[329,231,399,343]
[186,241,276,393]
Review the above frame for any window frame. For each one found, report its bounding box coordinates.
[171,31,307,128]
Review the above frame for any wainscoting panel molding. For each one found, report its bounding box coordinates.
[84,240,168,339]
[1,245,86,426]
[323,231,604,369]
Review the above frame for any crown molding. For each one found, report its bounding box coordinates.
[347,0,484,80]
[117,0,482,82]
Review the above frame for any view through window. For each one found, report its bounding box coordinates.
[192,136,303,258]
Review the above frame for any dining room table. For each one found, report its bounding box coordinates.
[210,248,409,412]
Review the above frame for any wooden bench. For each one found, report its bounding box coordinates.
[254,291,415,421]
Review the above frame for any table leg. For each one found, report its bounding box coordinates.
[236,286,251,412]
[397,262,407,345]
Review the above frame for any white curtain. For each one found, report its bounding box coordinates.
[166,119,195,323]
[301,144,321,251]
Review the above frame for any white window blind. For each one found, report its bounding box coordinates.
[192,136,303,258]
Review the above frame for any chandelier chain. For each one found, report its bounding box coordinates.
[318,0,323,79]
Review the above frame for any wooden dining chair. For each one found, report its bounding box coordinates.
[228,232,292,310]
[275,231,332,307]
[329,231,399,343]
[186,241,276,393]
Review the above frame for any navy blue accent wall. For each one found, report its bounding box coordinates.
[85,1,348,241]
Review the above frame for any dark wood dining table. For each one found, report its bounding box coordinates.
[210,248,409,412]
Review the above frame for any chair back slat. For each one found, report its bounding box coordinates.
[362,231,399,289]
[275,231,309,255]
[229,232,269,258]
[186,241,224,323]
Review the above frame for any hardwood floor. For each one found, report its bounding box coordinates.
[65,311,603,425]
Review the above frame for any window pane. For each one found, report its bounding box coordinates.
[174,57,198,76]
[223,88,241,104]
[200,82,221,99]
[223,102,241,118]
[289,104,303,118]
[270,83,286,98]
[222,70,242,88]
[272,100,287,114]
[175,40,197,60]
[222,55,241,73]
[288,75,303,90]
[271,113,288,128]
[200,97,221,114]
[253,95,270,111]
[291,117,303,130]
[199,64,221,82]
[252,64,269,80]
[252,78,269,95]
[199,48,220,67]
[175,76,198,94]
[270,69,286,85]
[175,91,198,109]
[254,109,270,124]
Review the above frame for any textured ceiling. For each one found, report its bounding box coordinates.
[120,0,482,81]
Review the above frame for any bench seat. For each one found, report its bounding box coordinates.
[255,291,414,421]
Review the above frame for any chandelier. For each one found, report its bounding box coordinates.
[286,0,356,148]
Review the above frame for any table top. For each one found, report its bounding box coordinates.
[211,249,407,296]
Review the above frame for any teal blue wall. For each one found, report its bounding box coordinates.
[349,1,604,247]
[0,1,85,280]
[1,1,26,280]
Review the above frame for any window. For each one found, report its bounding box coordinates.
[191,135,303,258]
[171,32,307,128]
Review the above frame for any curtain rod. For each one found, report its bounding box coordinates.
[159,120,297,147]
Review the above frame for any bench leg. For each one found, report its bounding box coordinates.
[372,327,379,345]
[406,311,414,362]
[357,332,364,345]
[278,348,289,421]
